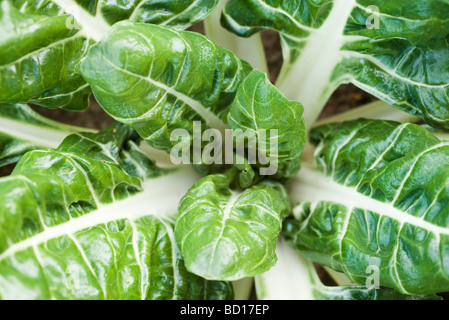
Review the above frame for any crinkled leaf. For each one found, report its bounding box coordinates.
[223,0,449,129]
[0,0,219,109]
[0,124,232,300]
[81,23,306,183]
[256,240,441,300]
[284,119,449,295]
[81,21,252,151]
[175,169,290,281]
[0,1,91,110]
[228,69,306,180]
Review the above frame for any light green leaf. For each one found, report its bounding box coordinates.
[0,0,219,109]
[0,124,232,300]
[81,21,252,151]
[0,103,92,168]
[284,119,449,295]
[175,169,290,281]
[0,1,91,110]
[314,100,422,127]
[222,0,449,129]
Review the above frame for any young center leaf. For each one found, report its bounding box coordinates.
[222,0,449,129]
[0,0,219,110]
[175,169,290,281]
[283,119,449,295]
[228,69,306,181]
[0,124,233,300]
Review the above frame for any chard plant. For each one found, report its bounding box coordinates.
[0,0,448,300]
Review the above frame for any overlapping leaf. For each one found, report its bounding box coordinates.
[0,123,232,300]
[228,70,306,181]
[175,169,290,281]
[81,22,306,184]
[255,240,440,300]
[0,0,219,110]
[81,21,252,151]
[222,0,449,128]
[284,119,449,295]
[0,103,90,168]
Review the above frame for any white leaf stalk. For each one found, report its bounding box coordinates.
[0,104,95,149]
[255,239,316,300]
[204,0,268,74]
[0,116,82,149]
[52,0,110,42]
[275,0,357,129]
[314,100,421,127]
[0,166,200,261]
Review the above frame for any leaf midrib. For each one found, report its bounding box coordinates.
[102,54,229,133]
[290,165,449,237]
[207,191,240,275]
[0,166,199,262]
[51,0,110,42]
[0,116,82,148]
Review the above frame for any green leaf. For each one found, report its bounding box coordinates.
[0,124,232,300]
[81,20,253,151]
[175,169,290,281]
[81,23,306,183]
[0,103,92,168]
[0,1,91,110]
[228,69,306,180]
[119,0,220,29]
[255,240,441,300]
[203,0,268,73]
[0,0,219,110]
[284,119,449,295]
[222,0,449,129]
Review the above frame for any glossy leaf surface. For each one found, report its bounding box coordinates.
[175,170,290,281]
[81,23,306,183]
[223,0,449,128]
[0,124,231,300]
[0,0,218,109]
[284,120,449,295]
